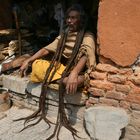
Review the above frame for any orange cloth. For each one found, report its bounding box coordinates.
[30,59,65,83]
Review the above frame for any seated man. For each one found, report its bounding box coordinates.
[20,4,96,95]
[13,4,96,139]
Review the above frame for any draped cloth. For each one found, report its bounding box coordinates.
[30,60,65,83]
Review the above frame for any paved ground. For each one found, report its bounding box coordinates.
[0,106,90,140]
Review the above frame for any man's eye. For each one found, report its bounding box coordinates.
[67,16,77,20]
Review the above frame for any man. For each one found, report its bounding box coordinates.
[20,4,96,94]
[16,4,96,139]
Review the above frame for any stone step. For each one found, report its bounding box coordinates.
[2,74,87,123]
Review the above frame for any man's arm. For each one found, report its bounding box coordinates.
[63,55,87,94]
[20,48,49,76]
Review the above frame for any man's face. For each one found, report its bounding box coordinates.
[66,10,80,32]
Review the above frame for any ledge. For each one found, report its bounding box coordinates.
[2,74,88,105]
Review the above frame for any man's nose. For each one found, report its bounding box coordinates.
[67,18,72,23]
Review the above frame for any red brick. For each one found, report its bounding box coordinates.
[90,71,107,80]
[86,97,99,107]
[90,80,114,90]
[99,97,119,107]
[120,101,131,110]
[126,94,140,105]
[96,63,119,73]
[106,91,126,100]
[88,97,99,104]
[88,87,105,97]
[115,84,131,94]
[118,68,133,75]
[108,74,126,84]
[131,103,140,111]
[129,85,140,94]
[128,74,140,85]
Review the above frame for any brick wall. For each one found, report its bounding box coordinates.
[93,0,140,139]
[87,63,140,140]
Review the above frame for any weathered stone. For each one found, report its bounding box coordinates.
[0,106,90,140]
[0,89,11,112]
[88,87,105,97]
[84,106,129,140]
[120,101,130,110]
[98,0,140,66]
[99,98,119,107]
[26,82,87,105]
[90,71,107,80]
[133,66,140,75]
[0,113,7,120]
[126,94,140,105]
[2,74,87,105]
[115,84,131,94]
[2,74,29,95]
[121,134,140,140]
[108,74,126,84]
[90,80,114,90]
[87,97,99,105]
[106,91,126,101]
[131,110,140,119]
[131,103,140,111]
[126,81,140,94]
[128,74,140,85]
[96,63,120,73]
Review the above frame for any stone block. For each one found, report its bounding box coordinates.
[96,63,119,73]
[126,94,140,105]
[98,0,140,67]
[90,71,107,80]
[88,87,105,97]
[2,74,29,95]
[26,82,87,105]
[90,80,114,90]
[120,101,130,110]
[106,91,126,101]
[84,106,129,140]
[115,84,131,94]
[2,74,87,105]
[99,98,119,107]
[108,74,126,84]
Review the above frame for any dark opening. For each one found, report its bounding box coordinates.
[0,0,99,53]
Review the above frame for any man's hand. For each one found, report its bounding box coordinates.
[65,71,78,94]
[20,59,30,77]
[63,56,87,94]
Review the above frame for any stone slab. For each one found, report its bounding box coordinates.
[98,0,140,67]
[84,106,129,140]
[2,74,87,105]
[2,74,29,95]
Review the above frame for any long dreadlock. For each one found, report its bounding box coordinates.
[15,4,87,140]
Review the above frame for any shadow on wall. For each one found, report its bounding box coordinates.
[0,0,13,29]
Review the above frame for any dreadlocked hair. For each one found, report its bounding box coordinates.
[46,28,85,140]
